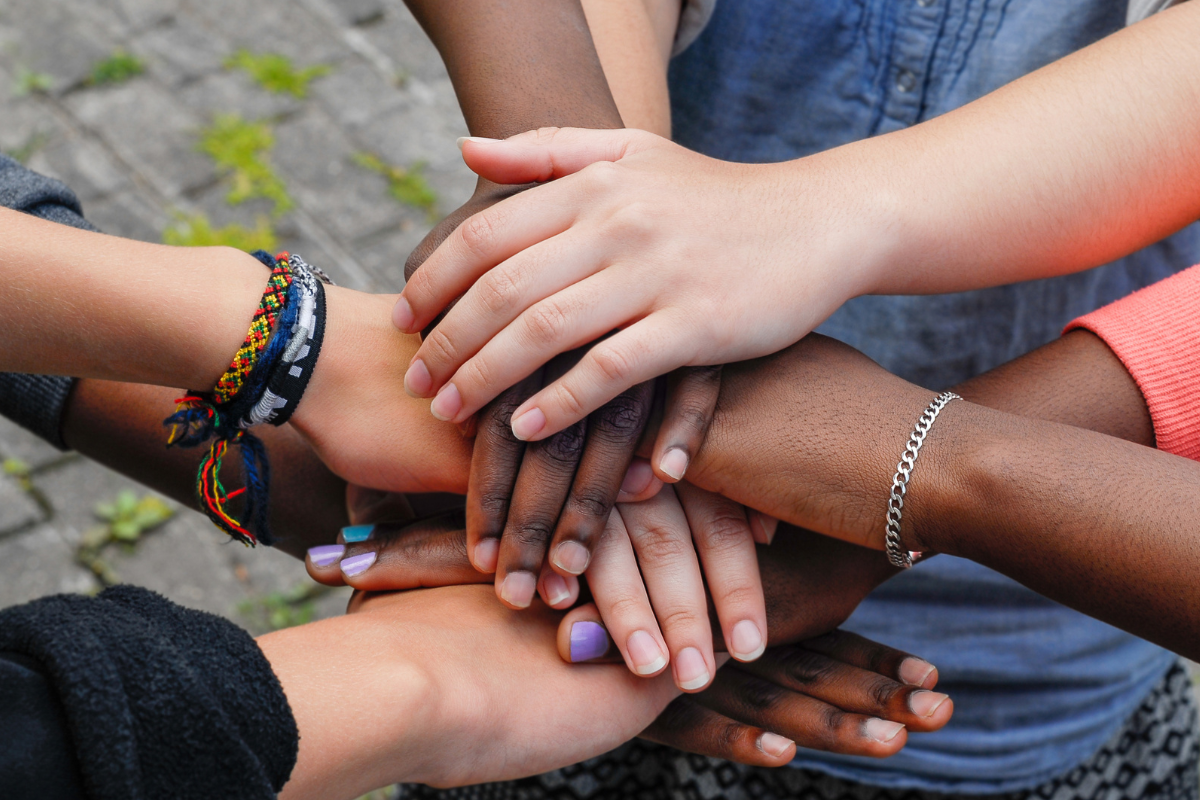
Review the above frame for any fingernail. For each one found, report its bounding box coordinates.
[758,732,794,759]
[499,571,537,609]
[675,647,711,691]
[627,630,668,675]
[404,359,432,398]
[620,460,654,496]
[340,551,377,578]
[865,718,905,743]
[511,407,546,441]
[552,541,590,575]
[909,690,949,718]
[570,621,610,662]
[543,573,571,607]
[430,383,462,422]
[730,620,766,662]
[393,296,415,332]
[457,136,500,150]
[473,538,499,572]
[899,657,936,688]
[340,525,375,543]
[659,448,689,481]
[307,544,344,567]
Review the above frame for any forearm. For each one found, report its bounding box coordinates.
[581,0,679,136]
[0,208,264,388]
[804,3,1200,296]
[403,0,623,137]
[911,399,1200,660]
[61,379,350,559]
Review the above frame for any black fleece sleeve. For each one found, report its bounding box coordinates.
[0,585,299,800]
[0,153,97,450]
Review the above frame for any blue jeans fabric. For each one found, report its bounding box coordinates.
[669,0,1200,792]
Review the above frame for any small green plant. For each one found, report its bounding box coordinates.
[238,583,328,632]
[353,152,438,217]
[198,114,293,214]
[2,458,30,478]
[4,130,50,164]
[163,212,278,251]
[13,66,53,97]
[77,491,174,586]
[224,50,331,98]
[89,49,145,86]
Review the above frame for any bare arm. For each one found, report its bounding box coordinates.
[688,329,1200,659]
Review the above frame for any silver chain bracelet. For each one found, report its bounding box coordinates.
[885,392,962,569]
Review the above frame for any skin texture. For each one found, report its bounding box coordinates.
[264,584,681,800]
[395,3,1200,441]
[304,512,949,773]
[399,0,743,642]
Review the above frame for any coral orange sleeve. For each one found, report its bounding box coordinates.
[1065,264,1200,460]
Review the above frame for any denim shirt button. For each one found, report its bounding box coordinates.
[895,68,918,92]
[916,0,936,7]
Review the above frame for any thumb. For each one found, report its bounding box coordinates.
[458,127,661,185]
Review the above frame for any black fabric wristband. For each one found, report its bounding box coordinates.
[265,277,326,427]
[0,586,298,800]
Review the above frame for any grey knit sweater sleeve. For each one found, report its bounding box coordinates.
[0,154,98,450]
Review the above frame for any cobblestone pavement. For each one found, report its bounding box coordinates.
[0,0,477,631]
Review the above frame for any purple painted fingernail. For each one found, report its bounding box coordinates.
[307,544,344,568]
[570,621,610,663]
[340,551,377,578]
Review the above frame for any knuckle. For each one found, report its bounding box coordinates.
[460,357,496,396]
[458,212,499,259]
[581,159,621,192]
[592,392,649,442]
[629,522,690,562]
[735,674,788,712]
[868,677,900,711]
[523,301,570,344]
[657,606,705,633]
[820,706,850,741]
[567,487,614,522]
[713,582,761,611]
[698,511,752,552]
[606,594,649,622]
[536,422,587,467]
[506,519,554,551]
[711,718,750,756]
[777,649,839,687]
[591,343,636,385]
[422,327,460,366]
[477,491,512,520]
[476,269,524,316]
[671,398,717,435]
[553,381,590,419]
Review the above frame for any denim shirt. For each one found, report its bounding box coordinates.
[670,1,1200,793]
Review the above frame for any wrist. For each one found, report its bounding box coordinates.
[172,246,271,390]
[263,615,433,799]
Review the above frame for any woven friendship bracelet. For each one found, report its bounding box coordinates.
[165,251,331,548]
[884,391,961,569]
[241,256,328,428]
[211,255,294,404]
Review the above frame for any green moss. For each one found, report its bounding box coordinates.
[3,131,50,164]
[89,50,145,86]
[163,212,278,252]
[12,66,53,97]
[78,490,175,587]
[224,50,331,98]
[198,114,293,214]
[353,152,438,217]
[238,584,329,632]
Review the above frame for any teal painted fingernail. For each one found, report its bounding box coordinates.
[341,525,375,543]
